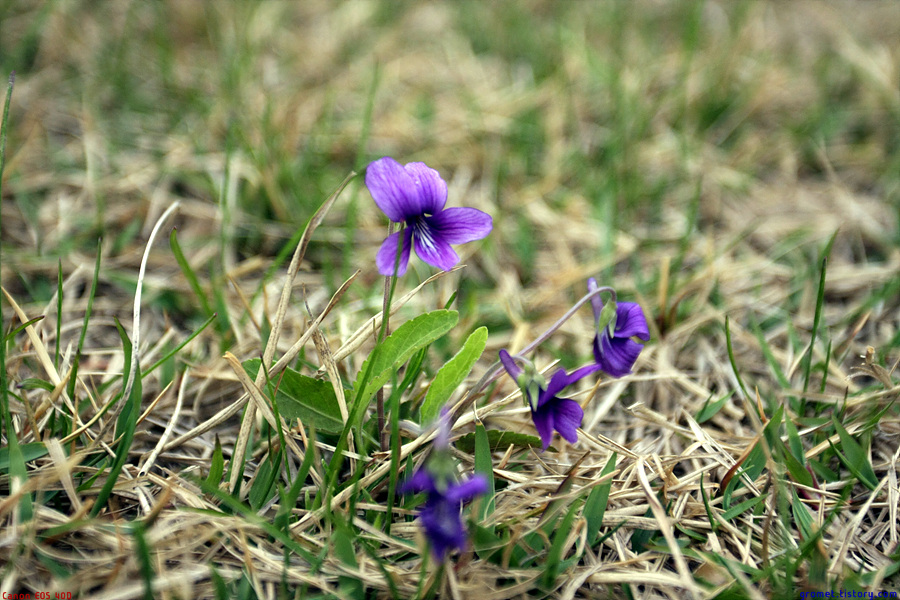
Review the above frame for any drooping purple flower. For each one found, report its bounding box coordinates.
[366,157,493,276]
[499,349,600,451]
[588,278,650,378]
[399,468,488,560]
[398,406,488,560]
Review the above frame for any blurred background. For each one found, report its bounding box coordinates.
[1,0,899,394]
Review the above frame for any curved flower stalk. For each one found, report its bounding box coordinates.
[399,409,488,560]
[365,157,493,276]
[588,278,650,377]
[499,349,600,451]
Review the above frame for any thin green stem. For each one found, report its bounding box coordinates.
[451,283,617,423]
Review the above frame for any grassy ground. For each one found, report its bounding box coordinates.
[1,1,899,598]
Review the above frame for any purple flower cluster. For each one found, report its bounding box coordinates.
[366,157,492,276]
[500,279,649,450]
[399,468,488,560]
[368,157,650,559]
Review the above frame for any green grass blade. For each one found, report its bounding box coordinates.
[720,493,766,522]
[68,238,103,401]
[133,525,155,600]
[206,435,225,488]
[170,227,213,317]
[474,421,495,520]
[143,312,217,377]
[724,317,751,402]
[830,415,878,490]
[0,74,28,519]
[542,500,580,589]
[584,452,617,544]
[802,255,829,395]
[55,260,63,368]
[91,318,143,517]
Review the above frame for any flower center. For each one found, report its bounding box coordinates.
[412,216,437,251]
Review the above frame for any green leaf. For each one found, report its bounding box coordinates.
[421,326,487,424]
[245,358,344,433]
[831,415,878,490]
[455,429,550,453]
[351,309,458,425]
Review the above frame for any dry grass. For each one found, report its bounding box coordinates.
[1,1,899,598]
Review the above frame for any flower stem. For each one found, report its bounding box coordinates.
[377,223,404,451]
[451,283,616,422]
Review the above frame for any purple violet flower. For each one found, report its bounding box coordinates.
[587,278,650,377]
[365,157,493,276]
[398,407,488,560]
[499,349,600,451]
[399,469,489,561]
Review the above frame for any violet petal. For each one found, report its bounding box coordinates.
[531,405,555,451]
[614,302,650,340]
[365,157,421,222]
[596,334,644,377]
[403,162,447,215]
[551,398,584,444]
[376,228,413,276]
[498,349,523,380]
[427,207,493,244]
[444,475,489,503]
[412,221,459,271]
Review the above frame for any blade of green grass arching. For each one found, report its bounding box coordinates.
[4,316,45,340]
[751,317,790,389]
[170,227,213,317]
[802,254,830,397]
[90,318,142,517]
[724,317,751,403]
[474,421,495,520]
[584,452,617,544]
[67,238,103,401]
[542,500,580,590]
[143,312,217,377]
[699,473,718,535]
